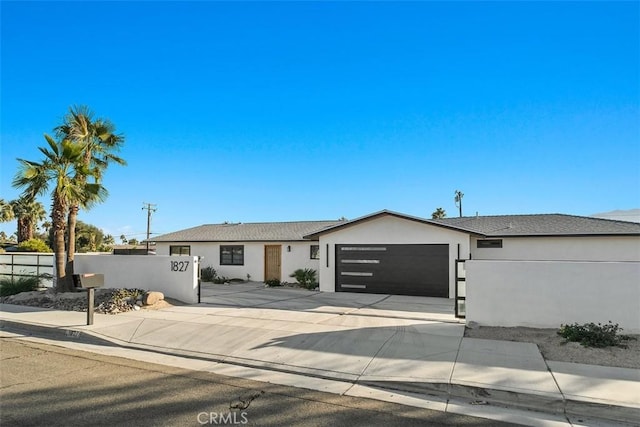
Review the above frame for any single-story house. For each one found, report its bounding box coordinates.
[150,220,344,282]
[152,210,640,330]
[151,209,640,295]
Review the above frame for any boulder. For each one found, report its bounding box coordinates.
[143,291,164,306]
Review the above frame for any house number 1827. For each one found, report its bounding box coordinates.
[170,261,189,272]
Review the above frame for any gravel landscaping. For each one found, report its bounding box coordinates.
[465,326,640,369]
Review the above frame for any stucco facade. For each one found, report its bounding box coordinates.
[470,235,640,261]
[317,215,471,297]
[154,241,321,282]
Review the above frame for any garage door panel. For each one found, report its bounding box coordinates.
[336,244,448,297]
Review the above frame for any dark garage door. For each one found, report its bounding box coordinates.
[335,244,449,297]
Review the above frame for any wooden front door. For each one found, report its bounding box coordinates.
[264,245,281,281]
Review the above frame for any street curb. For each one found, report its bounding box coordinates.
[2,318,638,425]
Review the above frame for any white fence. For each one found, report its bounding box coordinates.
[74,254,199,304]
[0,252,54,288]
[465,260,640,334]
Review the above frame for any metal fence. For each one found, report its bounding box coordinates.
[0,252,54,287]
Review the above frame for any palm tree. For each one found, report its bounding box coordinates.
[431,207,447,219]
[13,135,106,291]
[55,105,126,272]
[11,197,47,242]
[0,199,15,223]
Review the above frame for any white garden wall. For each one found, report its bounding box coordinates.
[74,254,199,304]
[318,215,470,297]
[153,241,320,282]
[465,260,640,333]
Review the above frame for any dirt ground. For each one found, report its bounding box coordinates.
[464,326,640,369]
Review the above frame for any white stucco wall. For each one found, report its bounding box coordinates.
[317,216,471,297]
[471,236,640,261]
[74,254,199,304]
[466,260,640,333]
[153,241,321,283]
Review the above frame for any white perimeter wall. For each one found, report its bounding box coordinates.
[75,254,199,304]
[318,216,471,297]
[154,242,320,282]
[471,236,640,261]
[466,260,640,333]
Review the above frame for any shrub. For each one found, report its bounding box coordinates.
[265,278,281,287]
[201,266,217,282]
[17,238,52,253]
[0,276,41,297]
[289,268,317,290]
[213,275,229,284]
[558,321,635,348]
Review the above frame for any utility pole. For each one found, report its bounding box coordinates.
[454,190,464,218]
[142,202,157,253]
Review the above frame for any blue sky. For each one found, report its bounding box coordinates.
[1,1,639,240]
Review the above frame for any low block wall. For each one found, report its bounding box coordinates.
[465,260,640,334]
[74,254,199,304]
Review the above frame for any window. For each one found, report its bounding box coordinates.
[170,245,190,255]
[220,245,244,265]
[310,245,320,260]
[477,239,503,249]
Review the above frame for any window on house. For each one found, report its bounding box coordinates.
[310,245,320,260]
[220,245,244,265]
[477,239,503,249]
[170,245,191,255]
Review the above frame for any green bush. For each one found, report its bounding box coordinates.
[265,278,281,287]
[17,238,52,253]
[289,268,317,289]
[558,321,635,348]
[201,266,217,282]
[0,276,41,297]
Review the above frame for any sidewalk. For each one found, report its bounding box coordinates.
[1,294,638,426]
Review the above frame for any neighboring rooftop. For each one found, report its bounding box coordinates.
[591,209,640,224]
[150,220,344,242]
[433,213,640,236]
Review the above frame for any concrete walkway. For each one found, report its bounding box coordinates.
[1,283,638,426]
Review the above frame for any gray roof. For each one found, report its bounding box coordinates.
[433,213,640,236]
[304,210,640,238]
[150,220,344,242]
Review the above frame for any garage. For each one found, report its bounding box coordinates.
[335,244,449,297]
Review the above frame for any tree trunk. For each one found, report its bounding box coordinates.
[52,196,70,292]
[16,217,30,243]
[64,205,79,291]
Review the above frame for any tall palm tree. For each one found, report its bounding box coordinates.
[11,197,47,242]
[13,135,106,291]
[55,105,126,273]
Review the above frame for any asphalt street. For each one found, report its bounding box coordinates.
[0,337,518,427]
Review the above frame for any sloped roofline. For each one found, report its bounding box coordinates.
[303,209,486,239]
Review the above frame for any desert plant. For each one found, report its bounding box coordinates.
[16,238,52,253]
[213,275,229,284]
[0,276,41,297]
[200,266,217,282]
[289,268,317,289]
[558,321,635,348]
[265,278,281,287]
